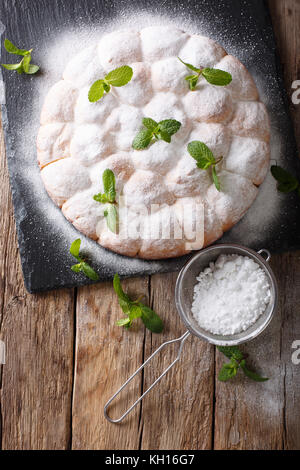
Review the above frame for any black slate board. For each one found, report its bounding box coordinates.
[0,0,299,293]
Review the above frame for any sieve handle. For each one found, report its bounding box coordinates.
[104,331,191,424]
[257,249,271,262]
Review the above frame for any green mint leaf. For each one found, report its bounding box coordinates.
[102,81,111,93]
[188,141,216,169]
[185,74,199,90]
[88,80,105,102]
[93,194,109,203]
[132,129,153,150]
[240,361,269,382]
[143,117,158,131]
[81,262,99,281]
[105,65,133,87]
[26,64,40,75]
[70,239,82,260]
[218,362,238,382]
[22,53,32,73]
[71,263,82,273]
[217,346,244,361]
[104,204,118,233]
[113,274,133,315]
[102,169,116,203]
[1,62,23,71]
[271,165,299,193]
[178,57,201,73]
[4,39,29,56]
[212,165,220,191]
[157,129,171,143]
[129,305,143,321]
[116,318,131,327]
[202,68,232,86]
[277,181,299,193]
[140,304,164,333]
[158,119,181,137]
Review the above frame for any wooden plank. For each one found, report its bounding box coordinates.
[0,114,75,450]
[214,254,285,450]
[72,278,148,450]
[140,273,214,450]
[268,0,300,149]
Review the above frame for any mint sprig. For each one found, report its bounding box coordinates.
[187,141,222,191]
[70,239,99,281]
[271,165,300,196]
[93,169,118,233]
[1,39,40,75]
[217,346,269,382]
[113,274,164,333]
[178,57,232,90]
[132,117,181,150]
[88,65,133,102]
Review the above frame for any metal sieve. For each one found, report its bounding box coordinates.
[104,244,278,423]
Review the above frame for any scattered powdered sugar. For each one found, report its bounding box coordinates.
[191,254,271,335]
[0,3,294,289]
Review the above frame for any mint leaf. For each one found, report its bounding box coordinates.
[240,361,269,382]
[22,53,32,73]
[1,62,22,71]
[71,263,82,273]
[271,165,299,193]
[157,129,171,143]
[104,204,118,233]
[158,119,181,137]
[69,239,99,281]
[93,194,110,203]
[129,305,143,321]
[113,274,131,303]
[70,239,82,260]
[186,75,199,90]
[218,361,238,382]
[133,118,182,150]
[2,39,39,75]
[188,141,216,169]
[102,169,116,203]
[178,57,201,73]
[132,129,153,150]
[105,65,133,87]
[202,68,232,86]
[81,262,100,281]
[113,274,164,333]
[143,117,158,131]
[26,64,40,75]
[116,318,131,327]
[212,165,220,191]
[217,346,269,383]
[140,305,164,333]
[217,346,244,361]
[88,80,105,102]
[4,39,29,56]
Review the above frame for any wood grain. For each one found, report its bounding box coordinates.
[0,0,300,450]
[0,113,75,450]
[72,278,148,450]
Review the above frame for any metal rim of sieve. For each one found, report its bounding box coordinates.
[175,243,278,346]
[104,244,278,423]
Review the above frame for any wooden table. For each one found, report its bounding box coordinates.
[0,0,299,450]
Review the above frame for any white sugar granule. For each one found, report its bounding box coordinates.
[191,254,271,335]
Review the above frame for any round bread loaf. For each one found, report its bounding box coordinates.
[38,26,270,259]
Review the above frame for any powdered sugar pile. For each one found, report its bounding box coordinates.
[191,254,271,335]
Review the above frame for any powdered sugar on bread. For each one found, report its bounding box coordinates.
[38,26,270,259]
